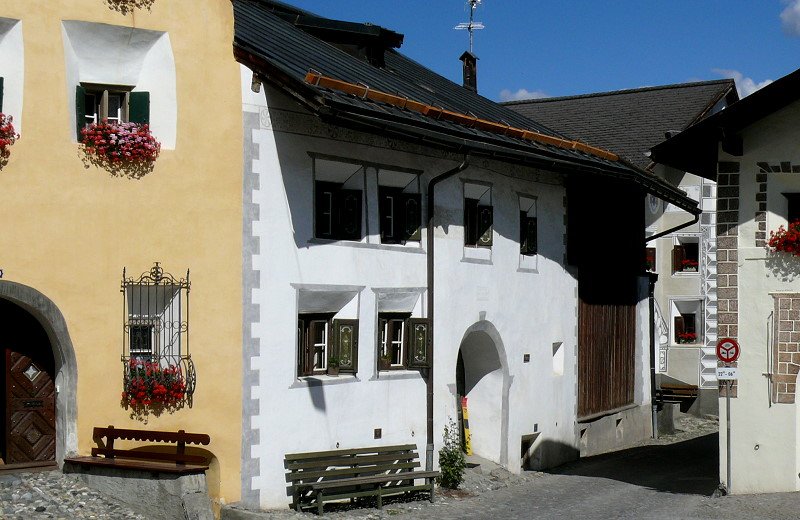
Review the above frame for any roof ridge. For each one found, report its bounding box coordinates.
[502,79,735,105]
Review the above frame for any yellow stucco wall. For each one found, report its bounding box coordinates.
[0,0,242,505]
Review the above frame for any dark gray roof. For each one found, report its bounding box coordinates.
[652,67,800,179]
[231,0,699,213]
[503,80,738,170]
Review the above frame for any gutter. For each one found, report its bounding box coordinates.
[425,155,470,471]
[323,104,700,215]
[644,212,701,243]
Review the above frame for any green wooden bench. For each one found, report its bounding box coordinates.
[285,444,440,515]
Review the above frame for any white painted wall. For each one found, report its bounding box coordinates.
[242,71,579,508]
[720,100,800,494]
[0,18,23,130]
[61,21,176,148]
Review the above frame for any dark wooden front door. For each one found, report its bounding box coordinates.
[5,349,56,464]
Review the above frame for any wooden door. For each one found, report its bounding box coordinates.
[5,349,56,464]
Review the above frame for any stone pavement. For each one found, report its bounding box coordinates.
[6,415,800,519]
[0,469,144,519]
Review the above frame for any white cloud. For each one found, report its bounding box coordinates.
[781,0,800,36]
[713,68,773,98]
[499,88,548,102]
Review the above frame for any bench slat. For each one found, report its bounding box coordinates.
[308,471,439,490]
[286,445,436,514]
[285,444,416,461]
[93,427,210,446]
[65,456,208,475]
[287,461,420,482]
[286,452,417,471]
[91,447,208,465]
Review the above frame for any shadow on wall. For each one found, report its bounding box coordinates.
[267,126,567,268]
[548,433,719,496]
[525,439,578,471]
[765,251,800,282]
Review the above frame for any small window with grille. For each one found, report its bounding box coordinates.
[121,262,194,400]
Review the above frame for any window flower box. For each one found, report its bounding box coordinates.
[679,259,698,272]
[0,113,19,168]
[768,221,800,256]
[105,0,156,14]
[80,120,160,178]
[677,332,697,344]
[121,358,186,420]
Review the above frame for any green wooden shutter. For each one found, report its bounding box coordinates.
[332,319,358,374]
[337,189,362,240]
[478,205,493,247]
[672,245,685,273]
[520,213,537,255]
[75,85,86,140]
[464,198,478,245]
[128,91,150,124]
[403,193,422,241]
[645,247,656,272]
[406,318,431,369]
[378,188,396,243]
[314,182,337,239]
[0,77,4,113]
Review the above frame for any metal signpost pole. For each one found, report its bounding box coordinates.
[716,338,739,495]
[726,378,731,493]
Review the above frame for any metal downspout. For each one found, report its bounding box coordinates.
[425,155,470,471]
[648,272,659,439]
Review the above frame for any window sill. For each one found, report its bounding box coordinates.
[672,271,699,276]
[290,374,360,388]
[462,246,492,264]
[308,238,425,254]
[518,253,538,272]
[671,343,702,348]
[370,369,423,381]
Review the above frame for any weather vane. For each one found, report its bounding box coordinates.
[454,0,484,54]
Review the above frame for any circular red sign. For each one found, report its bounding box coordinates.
[716,338,740,363]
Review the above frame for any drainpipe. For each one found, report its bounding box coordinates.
[426,154,470,471]
[644,210,700,439]
[648,272,659,439]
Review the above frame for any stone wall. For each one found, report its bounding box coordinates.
[716,161,740,398]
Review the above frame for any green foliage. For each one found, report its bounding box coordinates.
[437,418,466,489]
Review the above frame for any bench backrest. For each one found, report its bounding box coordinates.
[285,444,421,487]
[92,425,211,465]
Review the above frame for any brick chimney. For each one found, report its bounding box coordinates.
[460,51,478,92]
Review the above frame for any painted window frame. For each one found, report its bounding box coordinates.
[76,84,150,139]
[672,235,700,274]
[378,313,409,370]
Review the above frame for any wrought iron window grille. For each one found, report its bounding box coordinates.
[121,262,195,404]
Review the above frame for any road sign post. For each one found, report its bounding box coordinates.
[716,337,740,494]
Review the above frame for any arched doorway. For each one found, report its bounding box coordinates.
[456,323,510,466]
[1,299,56,465]
[0,281,77,467]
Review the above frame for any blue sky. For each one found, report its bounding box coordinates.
[286,0,800,102]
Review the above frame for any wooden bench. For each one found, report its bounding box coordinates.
[286,444,440,515]
[658,384,699,401]
[64,425,211,474]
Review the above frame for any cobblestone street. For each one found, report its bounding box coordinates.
[5,416,800,519]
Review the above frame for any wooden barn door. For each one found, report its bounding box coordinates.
[577,273,637,418]
[5,349,56,464]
